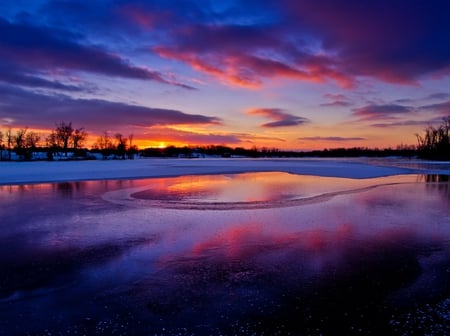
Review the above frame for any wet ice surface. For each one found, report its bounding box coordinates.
[0,172,449,335]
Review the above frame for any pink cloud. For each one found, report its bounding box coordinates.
[154,46,354,89]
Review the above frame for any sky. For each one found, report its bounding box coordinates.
[1,0,450,150]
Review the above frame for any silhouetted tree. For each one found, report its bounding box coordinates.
[47,122,87,159]
[14,127,28,160]
[5,127,13,160]
[24,131,40,160]
[25,131,40,148]
[115,133,128,159]
[71,127,88,155]
[0,130,3,160]
[416,116,450,160]
[96,131,114,159]
[55,121,74,156]
[127,134,135,159]
[46,131,58,160]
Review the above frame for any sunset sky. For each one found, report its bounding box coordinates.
[1,0,450,150]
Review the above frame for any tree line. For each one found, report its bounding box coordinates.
[0,122,137,161]
[1,117,450,161]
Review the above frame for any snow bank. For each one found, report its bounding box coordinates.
[0,157,448,185]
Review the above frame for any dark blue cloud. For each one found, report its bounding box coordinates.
[4,0,450,91]
[0,85,219,131]
[0,17,194,90]
[282,0,450,83]
[0,62,83,91]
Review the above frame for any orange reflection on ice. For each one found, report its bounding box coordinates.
[131,171,380,205]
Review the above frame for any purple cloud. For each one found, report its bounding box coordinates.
[298,136,365,141]
[0,85,219,131]
[0,17,194,90]
[421,101,450,115]
[320,93,352,107]
[352,104,413,120]
[0,62,83,91]
[283,0,450,84]
[247,108,308,127]
[6,1,450,92]
[371,119,444,128]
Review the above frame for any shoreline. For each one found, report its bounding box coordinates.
[1,157,449,185]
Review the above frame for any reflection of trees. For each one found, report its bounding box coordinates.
[421,174,450,200]
[54,182,82,196]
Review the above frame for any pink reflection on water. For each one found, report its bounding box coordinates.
[1,172,450,335]
[130,172,376,203]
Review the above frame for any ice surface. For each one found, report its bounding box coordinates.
[1,158,449,334]
[1,157,443,185]
[1,170,450,334]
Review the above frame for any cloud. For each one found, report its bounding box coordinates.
[247,108,308,127]
[421,100,450,115]
[320,93,352,107]
[371,119,443,128]
[0,85,219,131]
[298,136,365,141]
[150,0,450,88]
[352,104,413,120]
[154,47,322,89]
[139,127,241,145]
[320,101,352,107]
[0,17,194,90]
[283,0,450,84]
[425,93,450,101]
[7,1,450,92]
[0,62,83,91]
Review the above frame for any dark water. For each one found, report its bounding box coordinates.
[0,172,449,335]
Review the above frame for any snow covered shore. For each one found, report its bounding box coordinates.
[0,157,449,185]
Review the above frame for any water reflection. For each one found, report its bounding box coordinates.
[105,172,420,210]
[130,172,375,204]
[0,172,449,335]
[419,174,450,201]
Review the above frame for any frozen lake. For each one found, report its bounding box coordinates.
[1,171,449,335]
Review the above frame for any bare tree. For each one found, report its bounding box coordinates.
[127,134,137,159]
[14,127,28,160]
[25,131,40,160]
[416,116,450,159]
[45,131,59,160]
[25,131,40,149]
[72,127,88,152]
[115,133,128,159]
[0,131,5,161]
[0,130,3,160]
[96,131,114,159]
[55,121,74,156]
[6,127,13,160]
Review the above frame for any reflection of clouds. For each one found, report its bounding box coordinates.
[109,172,412,210]
[2,173,450,334]
[139,221,441,335]
[155,220,426,284]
